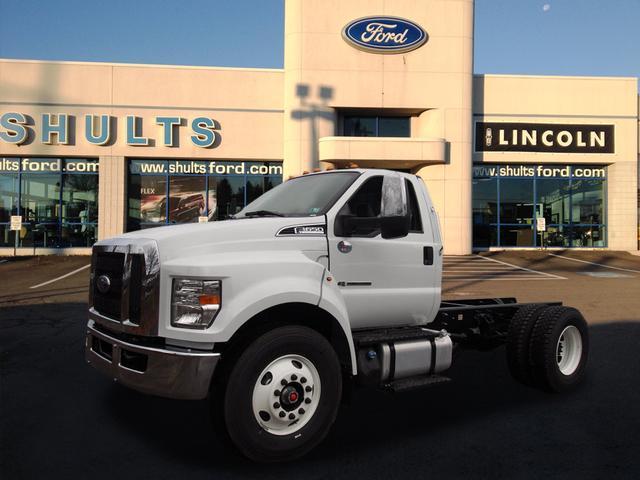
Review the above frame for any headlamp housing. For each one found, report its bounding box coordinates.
[171,278,221,329]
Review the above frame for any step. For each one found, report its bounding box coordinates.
[384,374,451,393]
[353,327,437,346]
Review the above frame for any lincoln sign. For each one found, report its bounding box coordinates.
[475,122,615,154]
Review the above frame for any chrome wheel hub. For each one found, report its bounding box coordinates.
[556,325,583,376]
[252,354,321,436]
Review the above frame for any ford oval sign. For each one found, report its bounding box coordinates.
[342,16,428,54]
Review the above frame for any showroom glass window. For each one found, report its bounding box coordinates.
[472,164,606,248]
[342,116,410,137]
[127,160,283,231]
[0,157,98,247]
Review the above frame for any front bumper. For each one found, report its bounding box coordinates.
[85,320,219,400]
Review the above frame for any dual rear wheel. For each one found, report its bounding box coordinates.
[507,305,589,392]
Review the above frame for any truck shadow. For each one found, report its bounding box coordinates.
[102,321,640,474]
[3,302,637,478]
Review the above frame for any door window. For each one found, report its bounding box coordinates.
[335,176,383,237]
[405,180,423,233]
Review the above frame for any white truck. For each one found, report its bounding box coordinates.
[85,169,589,462]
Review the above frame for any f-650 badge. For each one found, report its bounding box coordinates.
[342,16,428,54]
[277,225,326,236]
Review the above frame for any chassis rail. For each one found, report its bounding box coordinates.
[431,297,562,349]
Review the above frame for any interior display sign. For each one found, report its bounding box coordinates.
[536,217,546,232]
[10,215,22,231]
[342,16,428,54]
[475,122,614,154]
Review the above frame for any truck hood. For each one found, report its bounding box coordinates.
[97,217,328,261]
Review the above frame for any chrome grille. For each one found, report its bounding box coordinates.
[89,238,160,336]
[93,251,125,320]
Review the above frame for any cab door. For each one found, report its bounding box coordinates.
[326,172,439,330]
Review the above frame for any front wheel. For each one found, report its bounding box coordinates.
[219,326,342,462]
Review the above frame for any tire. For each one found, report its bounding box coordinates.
[506,304,547,386]
[219,325,342,462]
[529,306,589,393]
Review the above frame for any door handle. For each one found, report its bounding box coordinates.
[423,246,434,265]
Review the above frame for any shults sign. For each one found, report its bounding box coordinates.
[0,112,221,148]
[342,16,428,54]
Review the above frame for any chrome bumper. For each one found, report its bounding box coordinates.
[85,320,219,400]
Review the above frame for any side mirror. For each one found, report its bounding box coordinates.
[381,215,409,239]
[380,174,410,239]
[337,214,381,237]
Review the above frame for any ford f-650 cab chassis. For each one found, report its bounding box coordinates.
[85,169,589,462]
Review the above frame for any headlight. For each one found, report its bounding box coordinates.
[171,278,221,329]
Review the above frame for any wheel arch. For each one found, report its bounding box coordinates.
[213,302,357,378]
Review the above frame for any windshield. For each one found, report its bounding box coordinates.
[236,171,360,217]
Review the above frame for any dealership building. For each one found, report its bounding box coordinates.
[1,0,638,255]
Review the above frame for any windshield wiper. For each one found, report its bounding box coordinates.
[244,210,285,217]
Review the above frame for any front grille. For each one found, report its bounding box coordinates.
[128,254,144,325]
[93,252,125,320]
[89,239,160,336]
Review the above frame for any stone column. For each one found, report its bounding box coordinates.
[98,155,126,240]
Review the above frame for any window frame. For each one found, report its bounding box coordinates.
[0,157,99,248]
[126,159,284,231]
[471,164,607,249]
[334,175,384,238]
[341,115,411,138]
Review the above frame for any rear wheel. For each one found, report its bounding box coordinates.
[529,306,589,392]
[218,325,342,462]
[506,304,546,386]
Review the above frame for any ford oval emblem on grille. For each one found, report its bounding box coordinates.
[342,16,428,54]
[96,274,111,294]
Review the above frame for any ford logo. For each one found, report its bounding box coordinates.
[96,274,111,294]
[342,16,428,54]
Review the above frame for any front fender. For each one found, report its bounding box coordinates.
[159,251,358,374]
[318,274,357,374]
[160,251,324,340]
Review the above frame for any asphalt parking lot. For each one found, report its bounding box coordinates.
[1,251,640,479]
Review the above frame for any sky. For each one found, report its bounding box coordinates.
[0,0,639,80]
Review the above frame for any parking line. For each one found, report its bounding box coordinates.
[444,277,558,281]
[29,264,91,289]
[548,253,640,274]
[479,255,567,279]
